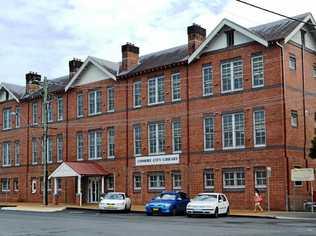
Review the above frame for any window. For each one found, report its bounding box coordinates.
[226,30,234,47]
[313,65,316,78]
[107,87,115,112]
[172,120,181,153]
[2,142,10,166]
[204,116,214,151]
[252,55,264,88]
[57,178,62,191]
[14,141,20,166]
[89,130,102,160]
[76,132,84,161]
[31,178,37,194]
[171,73,181,101]
[32,139,38,165]
[148,76,164,105]
[202,65,213,96]
[133,125,142,156]
[31,103,38,126]
[133,81,142,108]
[15,107,21,128]
[77,94,84,118]
[56,134,63,162]
[3,108,11,129]
[291,111,298,128]
[221,59,243,93]
[172,172,181,190]
[253,110,266,147]
[13,178,19,192]
[133,174,141,191]
[107,127,115,158]
[57,97,63,121]
[255,168,267,188]
[149,173,165,190]
[204,170,214,189]
[107,175,114,191]
[88,90,101,115]
[289,56,296,70]
[293,167,303,187]
[223,168,245,189]
[47,100,53,122]
[1,178,10,192]
[148,122,165,154]
[222,113,245,149]
[47,137,53,163]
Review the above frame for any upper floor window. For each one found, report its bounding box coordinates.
[15,141,20,166]
[32,138,38,165]
[47,100,53,123]
[289,56,296,70]
[88,90,101,115]
[133,125,142,156]
[221,59,243,93]
[253,110,266,147]
[47,137,53,163]
[148,76,164,105]
[204,169,214,190]
[15,107,21,128]
[107,87,115,112]
[204,116,214,151]
[291,110,298,128]
[226,30,234,47]
[202,65,213,96]
[252,55,264,88]
[3,108,11,130]
[89,130,102,160]
[57,97,63,121]
[76,132,84,161]
[223,168,245,189]
[32,103,38,125]
[107,127,115,159]
[2,142,11,166]
[172,119,181,153]
[313,65,316,78]
[148,122,165,155]
[222,113,245,149]
[133,81,142,108]
[77,94,84,118]
[171,73,181,101]
[56,134,63,162]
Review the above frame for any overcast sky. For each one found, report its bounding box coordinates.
[0,0,315,85]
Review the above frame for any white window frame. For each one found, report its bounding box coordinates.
[57,96,64,121]
[88,90,101,116]
[172,172,181,190]
[107,127,115,159]
[313,65,316,78]
[253,110,266,147]
[291,111,298,128]
[1,178,10,192]
[14,141,20,166]
[148,173,165,190]
[15,107,21,128]
[77,94,84,118]
[13,178,19,192]
[47,100,53,123]
[47,137,53,164]
[204,170,214,190]
[133,174,141,191]
[222,113,245,149]
[204,116,214,151]
[133,81,142,108]
[223,168,245,189]
[107,86,115,112]
[31,179,37,194]
[2,142,11,167]
[147,76,164,105]
[88,130,102,160]
[56,134,63,163]
[76,132,84,161]
[32,138,38,165]
[133,125,142,156]
[107,175,114,191]
[32,103,38,125]
[148,122,165,155]
[255,168,267,188]
[251,55,264,88]
[289,56,296,70]
[221,59,243,93]
[171,73,181,101]
[3,108,11,130]
[202,65,213,96]
[172,119,182,153]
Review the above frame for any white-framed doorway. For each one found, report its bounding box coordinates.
[87,177,101,203]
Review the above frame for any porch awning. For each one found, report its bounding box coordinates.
[48,162,107,179]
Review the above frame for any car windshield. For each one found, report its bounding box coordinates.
[155,193,177,200]
[103,193,124,200]
[192,195,217,202]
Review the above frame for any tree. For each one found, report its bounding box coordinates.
[309,136,316,159]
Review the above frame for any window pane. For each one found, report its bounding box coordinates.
[233,60,243,90]
[133,81,142,107]
[157,77,164,103]
[107,87,115,111]
[221,63,231,92]
[204,170,214,189]
[172,73,181,101]
[234,113,244,147]
[108,127,115,158]
[77,94,84,117]
[134,125,142,156]
[252,55,264,87]
[203,65,213,96]
[223,115,233,148]
[148,79,156,104]
[172,120,181,152]
[158,122,165,153]
[254,110,266,146]
[204,117,214,150]
[76,133,83,160]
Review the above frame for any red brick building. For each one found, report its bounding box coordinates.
[1,13,316,210]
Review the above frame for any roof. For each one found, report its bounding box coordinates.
[90,56,119,75]
[0,82,25,102]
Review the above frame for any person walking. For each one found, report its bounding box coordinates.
[254,189,264,212]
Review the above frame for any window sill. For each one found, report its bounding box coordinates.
[202,93,213,97]
[148,188,165,193]
[223,187,245,192]
[88,112,102,117]
[148,152,165,156]
[147,102,165,107]
[2,128,12,131]
[172,151,182,154]
[223,146,245,151]
[88,157,102,161]
[254,144,266,148]
[107,110,115,113]
[221,89,243,95]
[133,189,141,193]
[204,187,214,192]
[172,99,181,103]
[252,85,264,89]
[204,148,215,152]
[1,190,10,193]
[107,156,115,160]
[2,165,12,168]
[133,105,142,109]
[76,115,84,119]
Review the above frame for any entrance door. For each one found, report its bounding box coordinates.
[88,177,100,203]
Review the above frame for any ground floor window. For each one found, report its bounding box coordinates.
[223,168,245,189]
[172,172,181,190]
[149,173,165,190]
[107,175,114,191]
[31,178,37,194]
[56,178,62,191]
[255,167,267,188]
[133,174,141,191]
[13,178,19,192]
[1,178,10,192]
[204,169,214,190]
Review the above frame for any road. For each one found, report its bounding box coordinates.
[0,210,315,236]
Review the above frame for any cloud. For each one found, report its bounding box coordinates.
[0,0,315,85]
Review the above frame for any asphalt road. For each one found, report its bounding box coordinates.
[0,210,315,236]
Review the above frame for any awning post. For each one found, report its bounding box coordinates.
[77,175,82,206]
[101,176,105,194]
[54,178,58,195]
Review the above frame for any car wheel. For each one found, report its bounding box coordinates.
[172,208,177,216]
[124,204,131,213]
[224,207,230,216]
[187,213,192,218]
[213,208,219,218]
[146,212,152,216]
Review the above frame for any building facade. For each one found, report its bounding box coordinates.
[1,13,316,210]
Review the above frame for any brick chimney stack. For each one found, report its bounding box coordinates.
[121,43,139,71]
[25,72,41,94]
[69,58,83,78]
[187,23,206,55]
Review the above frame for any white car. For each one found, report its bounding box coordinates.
[99,192,132,211]
[186,193,229,217]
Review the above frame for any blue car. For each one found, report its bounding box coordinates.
[145,191,190,216]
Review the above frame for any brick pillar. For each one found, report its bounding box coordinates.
[214,168,222,192]
[75,194,81,206]
[245,166,254,210]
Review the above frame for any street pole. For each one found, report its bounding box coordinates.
[42,76,48,206]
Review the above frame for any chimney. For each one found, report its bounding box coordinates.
[187,23,206,55]
[69,58,83,78]
[25,72,41,94]
[121,43,139,71]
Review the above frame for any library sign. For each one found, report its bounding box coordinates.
[135,154,180,166]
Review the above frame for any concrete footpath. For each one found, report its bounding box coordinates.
[1,202,316,220]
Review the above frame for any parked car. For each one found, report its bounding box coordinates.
[145,191,190,216]
[99,192,132,211]
[186,193,229,217]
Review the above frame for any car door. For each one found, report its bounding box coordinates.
[218,195,226,214]
[221,194,229,212]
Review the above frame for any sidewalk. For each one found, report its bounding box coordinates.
[1,203,316,220]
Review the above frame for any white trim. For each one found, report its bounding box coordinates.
[49,162,80,179]
[65,57,116,91]
[188,19,268,64]
[253,110,266,147]
[0,83,20,103]
[203,116,215,151]
[147,76,165,106]
[222,113,245,150]
[202,65,213,97]
[251,55,264,88]
[172,119,182,153]
[171,73,181,102]
[221,59,243,93]
[133,81,142,108]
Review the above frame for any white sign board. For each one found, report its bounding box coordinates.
[135,154,179,166]
[291,168,315,182]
